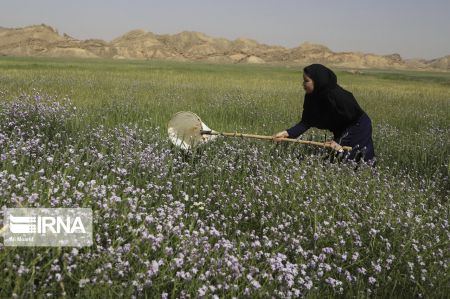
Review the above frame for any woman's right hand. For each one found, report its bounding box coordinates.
[272,130,289,141]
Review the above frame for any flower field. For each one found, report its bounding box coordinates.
[0,57,449,298]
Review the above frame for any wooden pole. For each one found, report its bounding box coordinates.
[202,131,352,151]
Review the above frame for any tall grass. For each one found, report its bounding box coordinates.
[0,57,448,298]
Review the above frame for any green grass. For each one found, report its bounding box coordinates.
[1,56,448,178]
[0,57,449,298]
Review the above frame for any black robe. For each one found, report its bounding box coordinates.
[287,64,364,139]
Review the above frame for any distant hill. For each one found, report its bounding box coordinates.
[0,24,448,71]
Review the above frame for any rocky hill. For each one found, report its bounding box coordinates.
[0,24,448,70]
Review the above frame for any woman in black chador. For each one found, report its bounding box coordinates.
[274,64,375,162]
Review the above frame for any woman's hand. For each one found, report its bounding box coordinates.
[324,140,344,152]
[272,130,289,141]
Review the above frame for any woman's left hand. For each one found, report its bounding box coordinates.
[324,140,344,152]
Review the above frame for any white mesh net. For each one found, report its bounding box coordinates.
[167,111,216,150]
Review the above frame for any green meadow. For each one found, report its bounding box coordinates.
[1,57,449,178]
[0,57,449,298]
[0,57,448,174]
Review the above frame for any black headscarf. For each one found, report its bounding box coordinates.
[301,64,364,136]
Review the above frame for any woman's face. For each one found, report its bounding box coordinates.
[303,74,314,94]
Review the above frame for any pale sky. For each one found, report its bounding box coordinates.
[1,0,449,59]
